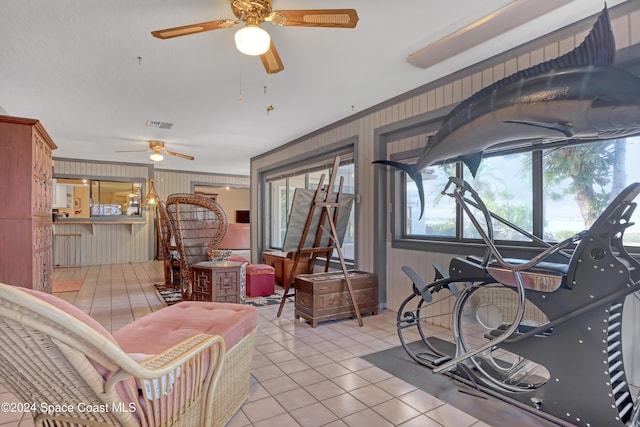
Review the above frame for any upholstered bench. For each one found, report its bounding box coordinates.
[113,301,258,427]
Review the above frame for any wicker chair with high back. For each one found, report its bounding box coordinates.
[165,194,228,301]
[156,200,181,287]
[0,282,232,427]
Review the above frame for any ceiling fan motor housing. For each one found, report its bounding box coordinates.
[149,140,165,151]
[231,0,273,23]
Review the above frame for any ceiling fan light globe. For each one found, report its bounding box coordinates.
[235,25,270,56]
[150,152,164,162]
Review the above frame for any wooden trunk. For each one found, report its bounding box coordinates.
[294,271,378,327]
[262,251,313,285]
[190,261,246,303]
[0,115,56,292]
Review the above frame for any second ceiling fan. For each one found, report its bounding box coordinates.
[151,0,359,74]
[116,141,195,162]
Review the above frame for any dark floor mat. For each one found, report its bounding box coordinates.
[362,339,566,427]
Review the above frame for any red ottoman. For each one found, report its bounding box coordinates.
[246,264,275,297]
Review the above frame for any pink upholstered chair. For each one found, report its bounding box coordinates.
[165,194,229,301]
[0,282,258,427]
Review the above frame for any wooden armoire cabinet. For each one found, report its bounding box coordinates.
[0,115,57,292]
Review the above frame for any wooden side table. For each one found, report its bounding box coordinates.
[190,261,246,303]
[262,251,313,286]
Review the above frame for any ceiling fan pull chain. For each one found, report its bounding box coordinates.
[238,55,244,103]
[264,73,274,115]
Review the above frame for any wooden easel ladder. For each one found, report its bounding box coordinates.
[276,156,363,326]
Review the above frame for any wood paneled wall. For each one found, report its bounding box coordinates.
[52,160,152,266]
[154,169,249,200]
[52,160,248,266]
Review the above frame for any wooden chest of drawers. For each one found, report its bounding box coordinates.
[190,261,246,303]
[294,271,378,327]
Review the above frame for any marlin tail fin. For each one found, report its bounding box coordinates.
[460,153,483,178]
[373,160,425,219]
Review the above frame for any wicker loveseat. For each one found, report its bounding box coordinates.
[0,283,257,427]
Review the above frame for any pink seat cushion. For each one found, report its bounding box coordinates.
[228,255,250,263]
[113,302,257,426]
[247,264,275,274]
[113,301,258,354]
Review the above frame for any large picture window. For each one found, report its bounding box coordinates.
[266,157,355,261]
[400,136,640,248]
[464,152,533,242]
[541,139,640,244]
[406,163,457,238]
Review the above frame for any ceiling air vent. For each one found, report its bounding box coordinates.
[145,120,174,130]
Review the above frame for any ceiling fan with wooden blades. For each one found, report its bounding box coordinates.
[115,141,195,162]
[151,0,359,74]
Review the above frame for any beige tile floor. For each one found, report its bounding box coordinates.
[0,262,498,426]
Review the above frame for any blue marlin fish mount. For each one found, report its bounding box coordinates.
[374,6,640,216]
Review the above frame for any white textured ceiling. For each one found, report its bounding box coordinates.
[0,0,627,175]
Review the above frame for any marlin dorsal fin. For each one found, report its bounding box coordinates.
[552,5,614,68]
[443,7,615,127]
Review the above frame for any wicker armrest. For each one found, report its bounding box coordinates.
[107,333,225,386]
[107,333,226,426]
[139,334,225,376]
